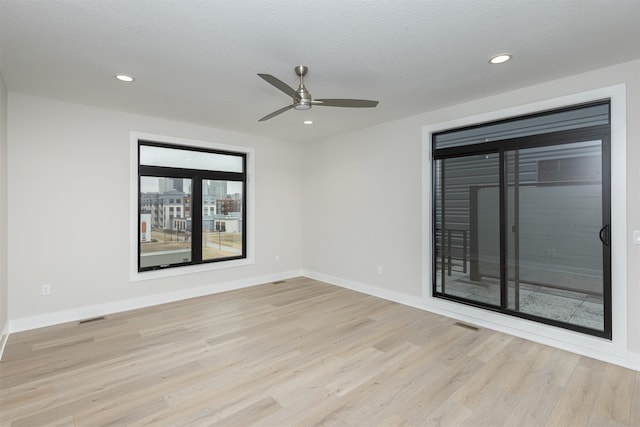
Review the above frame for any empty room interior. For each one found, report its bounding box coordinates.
[1,0,640,425]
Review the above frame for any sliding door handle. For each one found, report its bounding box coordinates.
[599,224,610,246]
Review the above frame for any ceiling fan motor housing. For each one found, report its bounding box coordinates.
[295,87,312,110]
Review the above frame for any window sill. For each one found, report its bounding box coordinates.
[131,256,255,282]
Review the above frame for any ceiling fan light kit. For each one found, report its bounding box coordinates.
[258,65,378,121]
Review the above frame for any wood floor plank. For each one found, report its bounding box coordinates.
[631,374,640,427]
[460,388,521,427]
[0,277,638,426]
[450,347,515,409]
[397,356,485,424]
[424,398,473,426]
[545,363,604,427]
[589,363,636,426]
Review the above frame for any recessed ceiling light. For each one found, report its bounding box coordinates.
[489,54,512,64]
[303,120,313,125]
[115,74,135,82]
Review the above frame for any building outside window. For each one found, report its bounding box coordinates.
[138,141,246,271]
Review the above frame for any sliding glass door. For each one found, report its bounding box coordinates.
[505,138,609,333]
[433,102,611,338]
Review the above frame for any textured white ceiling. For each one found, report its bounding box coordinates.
[1,0,639,143]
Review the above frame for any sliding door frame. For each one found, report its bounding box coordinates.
[432,119,612,338]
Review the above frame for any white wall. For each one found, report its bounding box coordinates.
[0,73,8,349]
[302,114,423,296]
[4,60,639,369]
[7,94,303,324]
[303,60,640,364]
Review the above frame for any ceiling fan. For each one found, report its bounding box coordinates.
[257,65,379,121]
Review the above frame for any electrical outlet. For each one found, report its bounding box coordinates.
[377,265,383,274]
[41,284,51,296]
[275,254,280,262]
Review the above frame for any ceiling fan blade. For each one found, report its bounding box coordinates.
[258,104,294,122]
[313,99,379,108]
[258,73,300,100]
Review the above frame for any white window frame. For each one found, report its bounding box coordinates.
[422,84,628,364]
[130,132,255,281]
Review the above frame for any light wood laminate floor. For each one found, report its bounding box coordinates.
[1,277,638,426]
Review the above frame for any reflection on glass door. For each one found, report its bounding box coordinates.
[434,153,501,307]
[503,141,607,331]
[434,135,610,337]
[432,101,611,338]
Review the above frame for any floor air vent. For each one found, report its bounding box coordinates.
[454,322,479,331]
[79,316,106,324]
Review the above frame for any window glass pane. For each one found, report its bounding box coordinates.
[202,180,243,261]
[506,141,604,331]
[434,103,608,150]
[434,154,501,306]
[140,145,243,172]
[140,176,192,269]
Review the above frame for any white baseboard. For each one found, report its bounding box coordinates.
[0,322,9,362]
[9,269,303,334]
[303,269,424,309]
[302,269,640,372]
[629,351,640,368]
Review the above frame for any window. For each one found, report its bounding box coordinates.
[432,101,611,338]
[138,141,247,272]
